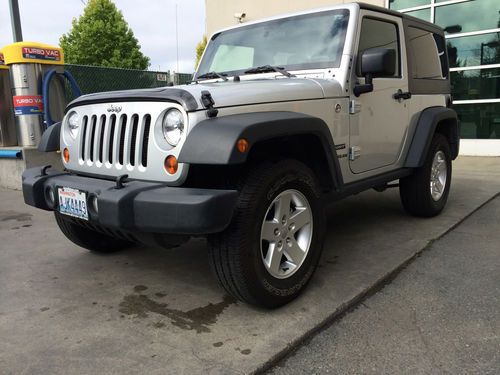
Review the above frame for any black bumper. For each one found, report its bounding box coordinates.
[22,167,238,235]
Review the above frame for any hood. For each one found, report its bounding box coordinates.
[66,78,343,112]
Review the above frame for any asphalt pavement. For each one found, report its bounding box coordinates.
[269,195,500,375]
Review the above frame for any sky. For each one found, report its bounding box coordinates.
[0,0,206,73]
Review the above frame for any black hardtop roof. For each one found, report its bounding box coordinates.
[357,2,445,35]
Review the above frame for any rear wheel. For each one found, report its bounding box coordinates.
[208,160,326,308]
[54,212,133,253]
[399,133,452,217]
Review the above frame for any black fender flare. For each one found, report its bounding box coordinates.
[178,111,343,189]
[38,122,61,152]
[405,107,459,168]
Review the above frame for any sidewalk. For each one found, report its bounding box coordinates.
[270,195,500,375]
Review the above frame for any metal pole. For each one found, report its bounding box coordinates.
[8,0,23,42]
[175,3,179,74]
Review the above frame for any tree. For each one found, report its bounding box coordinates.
[194,35,208,69]
[60,0,150,70]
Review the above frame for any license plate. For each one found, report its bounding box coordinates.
[58,187,88,220]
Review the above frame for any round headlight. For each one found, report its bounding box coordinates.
[67,112,80,138]
[162,109,185,146]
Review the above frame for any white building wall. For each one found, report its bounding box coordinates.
[205,0,384,36]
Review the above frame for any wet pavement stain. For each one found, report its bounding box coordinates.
[119,290,234,333]
[0,211,32,222]
[40,307,50,312]
[234,347,252,355]
[133,285,148,292]
[325,255,339,265]
[213,341,224,347]
[155,292,167,298]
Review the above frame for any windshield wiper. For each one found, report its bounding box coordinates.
[244,65,295,78]
[195,71,228,82]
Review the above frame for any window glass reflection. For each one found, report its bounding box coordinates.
[451,68,500,100]
[447,33,500,68]
[455,103,500,139]
[388,0,430,11]
[435,1,500,35]
[405,8,431,22]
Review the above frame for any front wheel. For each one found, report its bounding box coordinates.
[399,133,452,217]
[208,160,326,308]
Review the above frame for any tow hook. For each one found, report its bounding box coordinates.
[115,174,129,189]
[40,165,52,176]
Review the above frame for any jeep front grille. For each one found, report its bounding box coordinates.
[65,101,186,183]
[79,113,151,168]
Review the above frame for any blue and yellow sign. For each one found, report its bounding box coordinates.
[2,42,64,65]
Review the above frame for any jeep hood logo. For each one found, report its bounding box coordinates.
[107,105,122,113]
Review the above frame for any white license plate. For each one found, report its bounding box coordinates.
[58,187,88,220]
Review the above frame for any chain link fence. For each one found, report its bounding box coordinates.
[64,64,193,100]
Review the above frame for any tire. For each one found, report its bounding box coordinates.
[54,212,133,253]
[208,160,326,308]
[400,133,452,217]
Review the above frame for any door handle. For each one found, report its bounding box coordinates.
[393,89,412,101]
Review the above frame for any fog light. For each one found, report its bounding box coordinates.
[88,195,98,215]
[63,148,70,163]
[164,155,178,174]
[45,186,55,208]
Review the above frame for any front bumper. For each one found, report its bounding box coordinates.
[22,167,238,235]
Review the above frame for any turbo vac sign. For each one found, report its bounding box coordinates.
[22,47,61,61]
[13,95,44,116]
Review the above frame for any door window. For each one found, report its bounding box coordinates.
[357,18,400,77]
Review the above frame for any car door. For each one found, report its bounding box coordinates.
[349,12,409,174]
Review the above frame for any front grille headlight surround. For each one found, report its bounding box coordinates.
[66,111,80,139]
[161,108,185,146]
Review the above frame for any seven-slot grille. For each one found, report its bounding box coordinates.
[79,113,151,168]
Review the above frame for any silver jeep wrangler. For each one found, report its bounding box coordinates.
[23,2,459,308]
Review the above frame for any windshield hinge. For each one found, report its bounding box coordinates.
[201,90,218,118]
[349,100,361,114]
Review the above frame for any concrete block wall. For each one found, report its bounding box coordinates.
[0,147,62,190]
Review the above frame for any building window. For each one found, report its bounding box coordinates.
[388,0,500,140]
[389,0,430,11]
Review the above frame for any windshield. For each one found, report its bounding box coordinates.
[197,9,350,78]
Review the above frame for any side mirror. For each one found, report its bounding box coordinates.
[354,48,396,97]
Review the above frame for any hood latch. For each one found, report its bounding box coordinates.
[201,90,218,118]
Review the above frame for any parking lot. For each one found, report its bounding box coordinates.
[1,157,499,374]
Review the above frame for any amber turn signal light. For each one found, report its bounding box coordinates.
[237,138,249,153]
[164,155,178,174]
[63,148,70,163]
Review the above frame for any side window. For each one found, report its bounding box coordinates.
[408,27,448,80]
[357,18,400,77]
